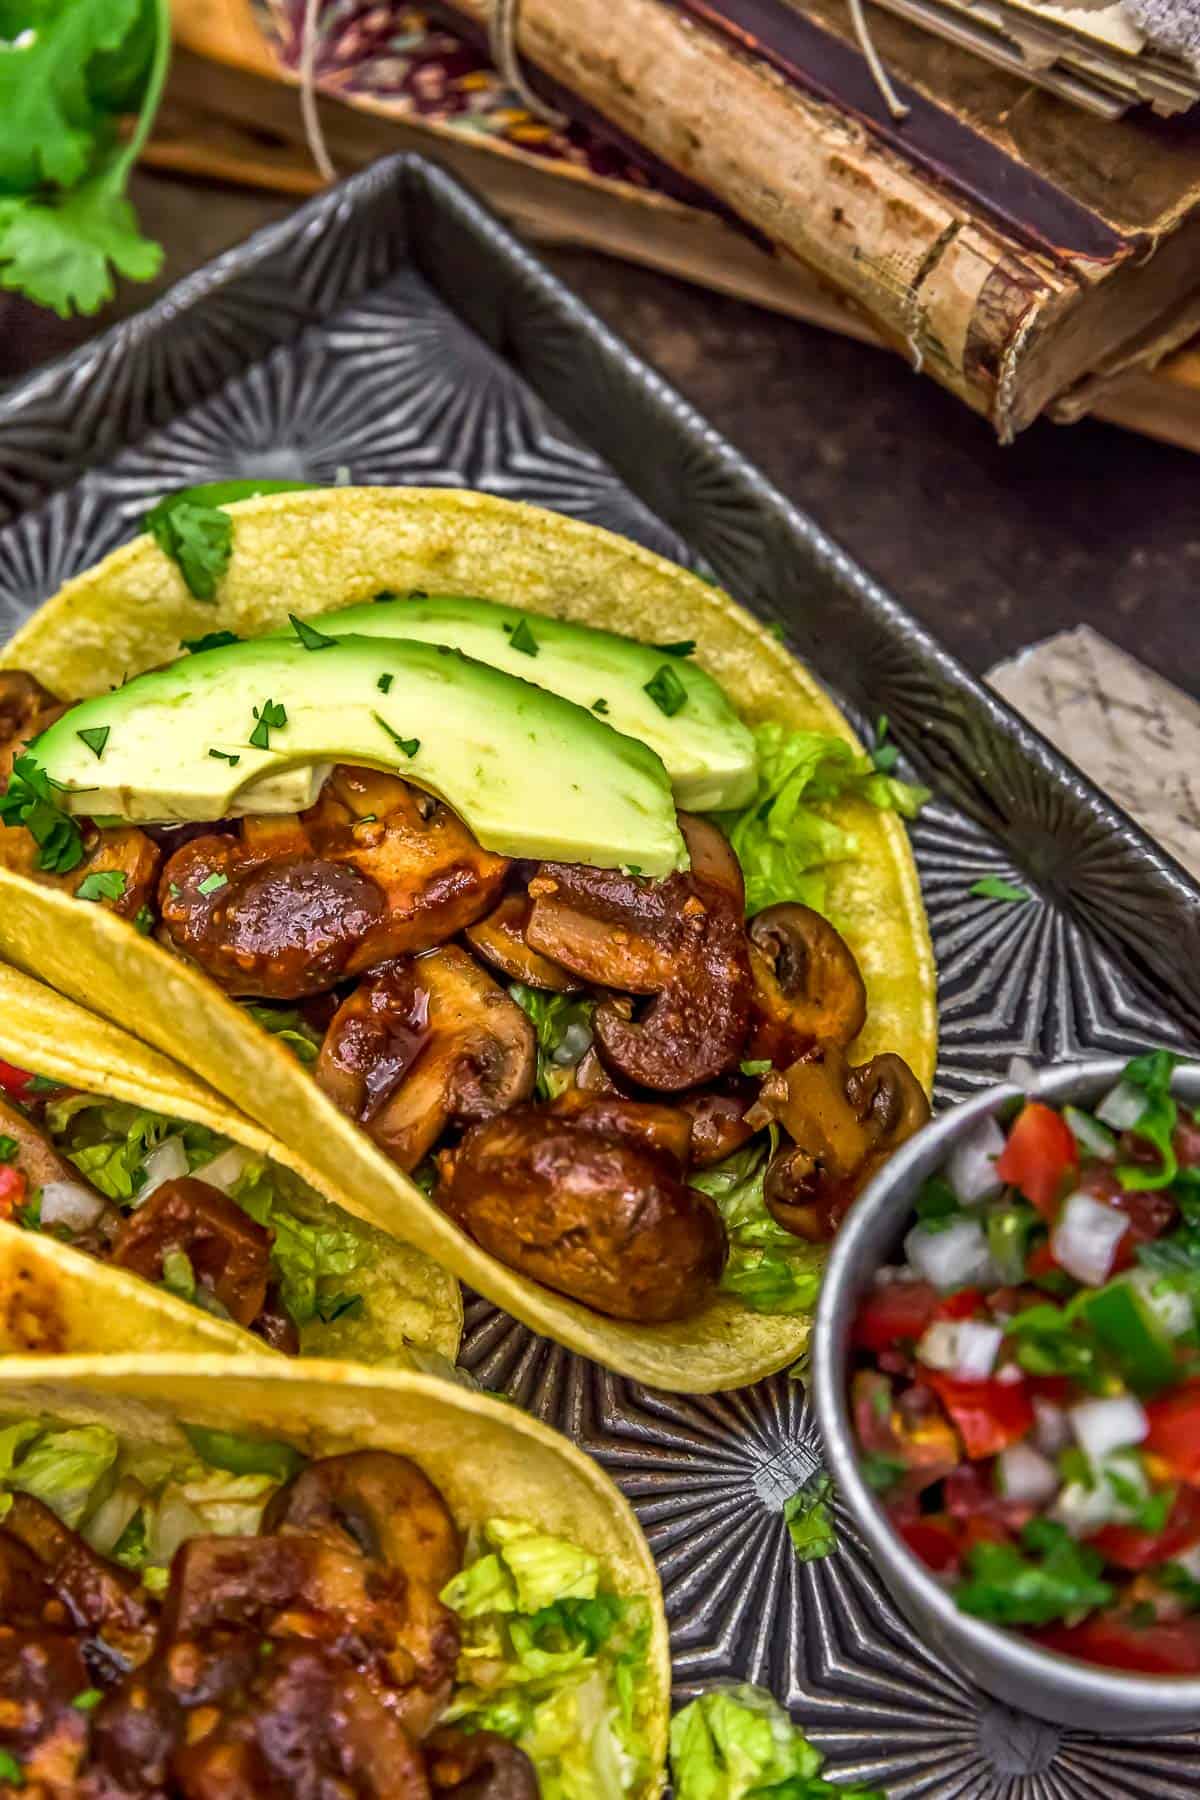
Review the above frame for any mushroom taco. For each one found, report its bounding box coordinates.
[0,486,936,1391]
[0,962,461,1366]
[0,1353,668,1796]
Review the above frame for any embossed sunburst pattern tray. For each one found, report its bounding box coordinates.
[2,157,1199,1796]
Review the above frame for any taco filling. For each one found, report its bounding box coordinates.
[0,1416,652,1796]
[0,1059,375,1355]
[0,586,930,1330]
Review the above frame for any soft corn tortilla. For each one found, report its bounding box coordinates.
[0,1352,669,1795]
[0,488,936,1392]
[0,962,462,1366]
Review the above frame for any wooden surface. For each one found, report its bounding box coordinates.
[1,166,1196,701]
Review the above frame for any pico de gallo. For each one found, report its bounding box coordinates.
[850,1050,1200,1675]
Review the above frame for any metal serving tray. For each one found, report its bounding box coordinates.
[0,156,1197,1796]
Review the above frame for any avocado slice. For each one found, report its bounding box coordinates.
[289,595,758,812]
[32,636,688,876]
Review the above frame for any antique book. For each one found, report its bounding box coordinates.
[165,0,1200,443]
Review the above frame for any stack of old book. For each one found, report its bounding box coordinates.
[161,0,1200,447]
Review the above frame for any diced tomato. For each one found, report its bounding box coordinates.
[1145,1381,1200,1484]
[1024,1373,1071,1405]
[894,1513,960,1574]
[1091,1487,1200,1571]
[0,1060,34,1100]
[994,1102,1078,1218]
[851,1281,939,1353]
[925,1371,1035,1460]
[935,1288,985,1322]
[944,1461,1035,1534]
[1078,1163,1177,1271]
[1025,1241,1075,1292]
[961,1514,1012,1553]
[0,1165,26,1219]
[1034,1610,1200,1675]
[1174,1115,1200,1171]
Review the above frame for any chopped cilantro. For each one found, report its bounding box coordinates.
[870,715,899,774]
[372,714,419,758]
[71,1688,103,1712]
[592,698,609,714]
[0,1749,22,1785]
[643,664,687,717]
[740,1059,772,1077]
[289,612,335,651]
[0,755,84,873]
[75,869,127,903]
[956,1518,1113,1627]
[208,749,241,766]
[134,904,155,936]
[654,639,695,657]
[197,871,228,897]
[314,1291,364,1324]
[249,698,287,751]
[26,1076,60,1095]
[76,725,109,759]
[0,1137,17,1163]
[182,630,240,654]
[913,1175,961,1231]
[970,876,1030,903]
[377,673,394,694]
[509,617,539,657]
[783,1472,837,1563]
[145,493,232,600]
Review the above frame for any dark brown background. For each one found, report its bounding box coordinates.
[3,168,1196,700]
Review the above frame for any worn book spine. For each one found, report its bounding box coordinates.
[441,0,1199,438]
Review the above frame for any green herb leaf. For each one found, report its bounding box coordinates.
[133,904,155,935]
[372,713,419,758]
[208,748,240,766]
[860,1451,906,1492]
[197,871,228,897]
[71,1687,103,1712]
[76,725,109,760]
[956,1518,1113,1627]
[314,1291,364,1325]
[0,1137,17,1164]
[969,876,1031,903]
[592,698,609,714]
[509,618,539,657]
[182,1425,305,1483]
[783,1472,837,1563]
[643,663,688,717]
[160,1247,196,1301]
[653,639,695,657]
[0,1748,22,1786]
[914,1175,961,1231]
[182,630,240,654]
[240,1004,322,1066]
[739,1059,772,1077]
[75,869,127,903]
[377,673,394,694]
[145,494,232,601]
[0,755,84,874]
[289,612,335,651]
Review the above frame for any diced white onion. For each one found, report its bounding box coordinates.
[904,1218,996,1293]
[1128,1268,1196,1338]
[945,1114,1007,1205]
[1050,1191,1127,1287]
[1064,1106,1116,1163]
[1070,1395,1148,1461]
[136,1136,189,1203]
[38,1180,108,1233]
[1053,1476,1121,1537]
[193,1145,250,1194]
[952,1320,1003,1378]
[1096,1080,1147,1132]
[994,1361,1024,1385]
[998,1442,1060,1507]
[1172,1543,1200,1581]
[1033,1397,1072,1456]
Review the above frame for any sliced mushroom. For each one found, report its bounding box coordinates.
[0,818,162,921]
[464,890,578,993]
[679,1086,757,1169]
[760,1047,931,1239]
[547,1089,693,1166]
[525,815,751,1092]
[747,903,867,1064]
[160,835,387,998]
[263,1452,461,1593]
[437,1105,726,1321]
[307,766,509,965]
[107,1178,274,1328]
[312,959,431,1125]
[316,948,535,1173]
[1,1494,156,1668]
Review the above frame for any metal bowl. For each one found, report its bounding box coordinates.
[813,1055,1200,1733]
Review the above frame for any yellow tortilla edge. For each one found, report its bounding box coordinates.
[0,1351,669,1794]
[0,488,936,1391]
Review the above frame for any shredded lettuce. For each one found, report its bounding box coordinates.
[0,1421,118,1528]
[710,722,928,917]
[691,1139,825,1316]
[509,986,595,1099]
[442,1518,653,1800]
[47,1096,223,1200]
[669,1686,883,1800]
[241,1002,322,1065]
[230,1162,363,1327]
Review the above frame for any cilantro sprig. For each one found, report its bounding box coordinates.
[0,755,84,873]
[956,1518,1113,1627]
